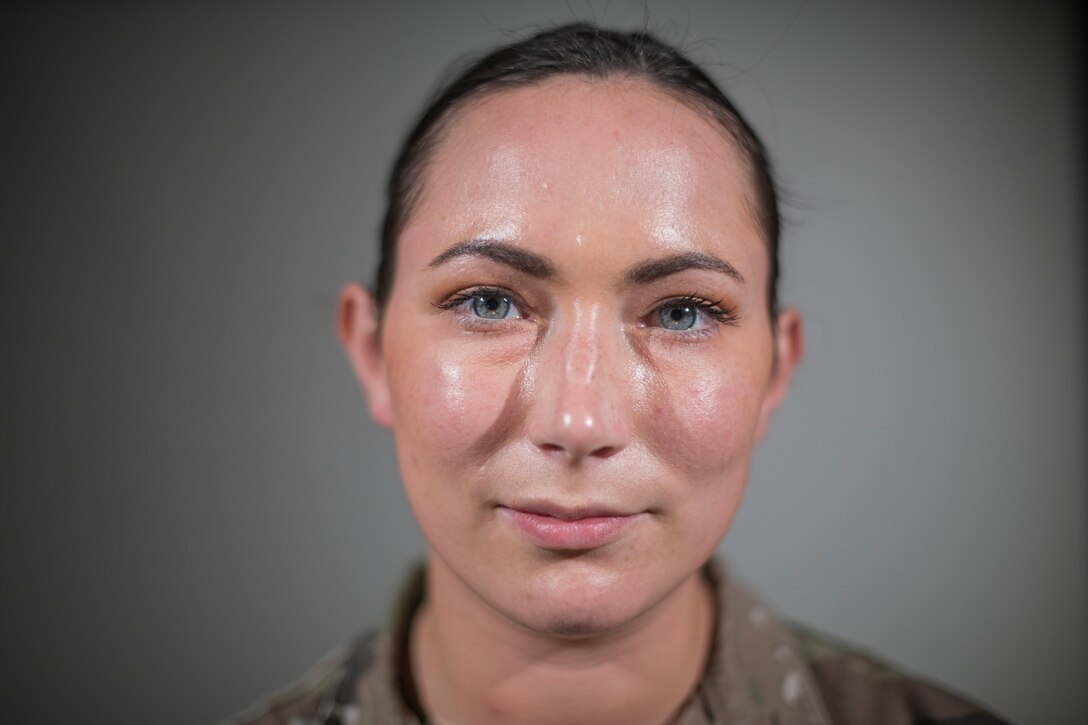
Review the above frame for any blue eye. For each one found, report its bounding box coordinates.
[470,292,513,319]
[659,303,698,330]
[650,296,738,333]
[434,286,525,325]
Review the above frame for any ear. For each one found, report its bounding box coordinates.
[754,307,803,443]
[337,283,394,429]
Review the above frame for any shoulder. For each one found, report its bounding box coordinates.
[224,632,381,725]
[788,622,1010,725]
[227,566,427,725]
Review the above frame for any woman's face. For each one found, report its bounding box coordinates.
[343,77,799,636]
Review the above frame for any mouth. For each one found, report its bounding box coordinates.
[498,502,646,551]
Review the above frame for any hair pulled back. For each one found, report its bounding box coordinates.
[375,22,781,318]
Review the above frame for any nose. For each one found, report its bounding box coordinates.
[526,303,631,461]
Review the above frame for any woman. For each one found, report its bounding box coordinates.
[233,23,1003,725]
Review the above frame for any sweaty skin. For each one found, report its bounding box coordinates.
[340,77,802,725]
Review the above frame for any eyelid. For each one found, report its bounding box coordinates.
[433,287,736,333]
[649,294,739,328]
[434,285,529,321]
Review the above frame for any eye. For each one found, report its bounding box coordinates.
[471,291,514,319]
[659,303,698,330]
[434,286,526,324]
[647,295,738,334]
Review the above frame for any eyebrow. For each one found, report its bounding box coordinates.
[625,252,745,285]
[427,240,743,286]
[428,239,557,279]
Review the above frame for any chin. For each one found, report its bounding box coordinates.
[529,613,620,639]
[513,598,645,639]
[496,554,673,638]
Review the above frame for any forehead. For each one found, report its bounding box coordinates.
[402,76,763,270]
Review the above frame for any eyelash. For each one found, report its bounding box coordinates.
[653,294,739,332]
[657,293,735,322]
[433,286,529,330]
[434,287,739,336]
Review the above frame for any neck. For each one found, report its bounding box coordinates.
[409,554,715,725]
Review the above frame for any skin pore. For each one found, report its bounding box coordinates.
[339,77,802,724]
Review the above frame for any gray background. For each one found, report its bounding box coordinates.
[1,2,1083,723]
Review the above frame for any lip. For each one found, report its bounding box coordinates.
[499,504,645,551]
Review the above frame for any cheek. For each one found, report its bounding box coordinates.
[388,343,518,473]
[643,357,766,479]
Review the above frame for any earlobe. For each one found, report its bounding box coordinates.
[337,283,395,429]
[754,307,804,442]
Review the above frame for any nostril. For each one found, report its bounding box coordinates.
[591,445,620,459]
[535,442,620,459]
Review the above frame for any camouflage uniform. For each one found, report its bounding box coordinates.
[228,561,1007,725]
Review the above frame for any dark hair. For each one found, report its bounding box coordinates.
[374,22,780,319]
